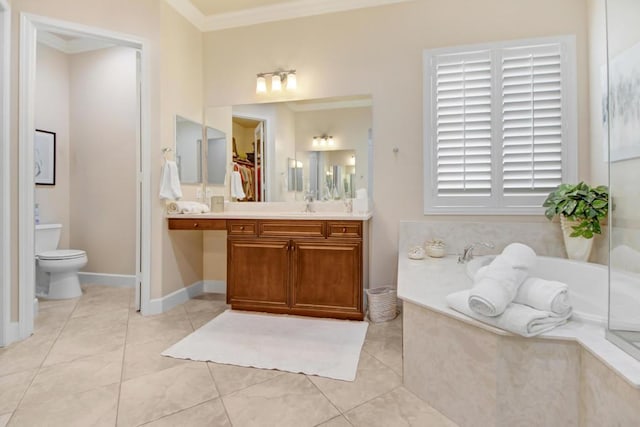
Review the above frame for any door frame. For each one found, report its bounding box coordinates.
[17,13,151,339]
[0,0,11,347]
[232,113,269,201]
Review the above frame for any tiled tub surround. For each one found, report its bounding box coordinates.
[397,222,640,426]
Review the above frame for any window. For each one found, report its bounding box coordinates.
[423,36,577,214]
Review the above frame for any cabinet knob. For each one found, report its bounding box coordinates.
[240,226,245,231]
[194,223,199,228]
[342,227,347,233]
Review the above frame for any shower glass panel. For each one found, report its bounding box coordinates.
[605,0,640,360]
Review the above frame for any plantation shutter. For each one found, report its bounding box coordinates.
[501,43,563,196]
[433,50,493,197]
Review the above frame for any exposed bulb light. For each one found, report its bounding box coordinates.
[327,136,334,146]
[256,75,267,94]
[271,74,282,91]
[312,134,335,148]
[312,137,319,147]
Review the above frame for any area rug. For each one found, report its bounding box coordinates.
[162,310,368,381]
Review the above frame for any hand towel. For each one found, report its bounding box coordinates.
[447,290,572,337]
[167,201,210,214]
[514,277,571,315]
[468,243,537,317]
[159,160,183,200]
[230,171,246,200]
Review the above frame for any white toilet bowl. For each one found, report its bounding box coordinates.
[37,249,88,299]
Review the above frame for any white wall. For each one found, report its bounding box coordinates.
[35,43,71,248]
[203,0,592,287]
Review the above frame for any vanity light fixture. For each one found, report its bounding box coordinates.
[255,70,296,94]
[312,134,334,147]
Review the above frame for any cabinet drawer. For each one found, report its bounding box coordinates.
[259,220,325,238]
[168,218,226,230]
[327,221,362,238]
[227,220,257,236]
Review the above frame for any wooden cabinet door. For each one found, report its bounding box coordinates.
[290,239,363,320]
[227,238,290,312]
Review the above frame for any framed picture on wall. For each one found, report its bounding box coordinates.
[35,129,56,185]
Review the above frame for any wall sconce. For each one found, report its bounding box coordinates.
[312,134,334,147]
[256,70,297,94]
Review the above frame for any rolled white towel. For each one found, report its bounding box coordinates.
[167,201,210,214]
[514,277,571,315]
[468,243,537,317]
[447,290,572,337]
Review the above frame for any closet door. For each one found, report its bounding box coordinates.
[253,122,264,201]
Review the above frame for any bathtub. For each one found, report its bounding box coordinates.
[468,255,640,327]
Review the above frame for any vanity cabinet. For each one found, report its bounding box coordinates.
[226,219,365,320]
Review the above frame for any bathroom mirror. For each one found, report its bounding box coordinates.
[175,115,202,184]
[605,0,640,361]
[298,149,356,200]
[206,126,226,185]
[204,95,372,202]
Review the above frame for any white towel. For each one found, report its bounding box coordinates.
[230,171,245,200]
[159,160,183,200]
[167,201,210,214]
[447,290,572,337]
[468,243,537,317]
[514,277,571,315]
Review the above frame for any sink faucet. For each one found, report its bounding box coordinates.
[304,192,314,213]
[458,242,495,264]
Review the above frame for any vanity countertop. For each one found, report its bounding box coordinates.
[166,211,373,221]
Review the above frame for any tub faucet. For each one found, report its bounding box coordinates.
[458,242,495,263]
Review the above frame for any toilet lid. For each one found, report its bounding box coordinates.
[38,249,86,260]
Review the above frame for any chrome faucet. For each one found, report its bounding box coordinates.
[304,192,314,213]
[458,242,495,263]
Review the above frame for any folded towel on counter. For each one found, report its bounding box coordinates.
[230,171,245,200]
[447,290,572,337]
[167,201,210,215]
[514,277,571,315]
[468,243,537,317]
[159,160,183,200]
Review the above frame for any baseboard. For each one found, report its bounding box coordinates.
[145,280,227,316]
[78,272,136,288]
[1,321,20,347]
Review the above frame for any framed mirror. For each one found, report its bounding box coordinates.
[174,115,203,184]
[204,95,372,202]
[206,126,226,185]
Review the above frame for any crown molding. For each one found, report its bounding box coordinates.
[167,0,413,32]
[38,31,116,54]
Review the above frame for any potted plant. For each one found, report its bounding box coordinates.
[543,182,609,261]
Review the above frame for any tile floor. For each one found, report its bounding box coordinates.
[0,285,457,427]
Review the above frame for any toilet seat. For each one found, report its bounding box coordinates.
[38,249,87,260]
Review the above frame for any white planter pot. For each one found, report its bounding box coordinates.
[560,216,594,262]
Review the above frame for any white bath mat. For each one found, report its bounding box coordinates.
[162,310,369,381]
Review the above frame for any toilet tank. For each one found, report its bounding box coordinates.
[35,224,62,254]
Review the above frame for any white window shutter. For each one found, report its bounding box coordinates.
[501,43,563,197]
[433,50,493,198]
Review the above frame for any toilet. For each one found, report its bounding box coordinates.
[35,224,88,299]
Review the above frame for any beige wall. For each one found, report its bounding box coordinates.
[68,46,137,275]
[35,44,71,249]
[202,0,592,288]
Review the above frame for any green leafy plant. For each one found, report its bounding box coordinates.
[543,182,609,239]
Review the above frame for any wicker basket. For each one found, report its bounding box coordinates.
[366,287,397,323]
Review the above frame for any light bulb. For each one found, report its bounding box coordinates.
[271,74,282,91]
[312,137,318,146]
[286,71,297,90]
[328,136,334,146]
[256,75,267,93]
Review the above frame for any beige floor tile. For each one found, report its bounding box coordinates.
[0,370,36,414]
[317,415,353,427]
[21,349,123,406]
[363,318,403,375]
[122,338,189,381]
[0,413,11,427]
[223,373,339,427]
[187,309,225,330]
[207,362,285,396]
[9,383,119,427]
[182,293,227,316]
[308,352,402,413]
[72,286,132,319]
[0,334,55,377]
[126,307,193,346]
[43,322,126,367]
[344,387,458,427]
[141,399,231,427]
[117,362,218,427]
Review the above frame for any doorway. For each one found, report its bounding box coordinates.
[17,14,151,340]
[232,116,265,202]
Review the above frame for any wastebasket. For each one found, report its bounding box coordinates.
[366,287,397,323]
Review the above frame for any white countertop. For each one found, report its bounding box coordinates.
[166,211,372,221]
[397,254,640,388]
